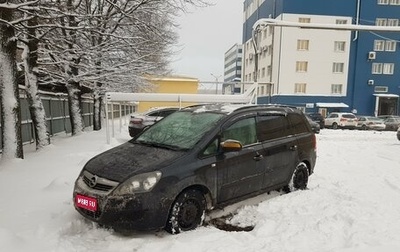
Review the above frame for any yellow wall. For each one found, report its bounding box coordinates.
[137,76,199,112]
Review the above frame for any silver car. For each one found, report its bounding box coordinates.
[356,116,385,131]
[128,107,179,137]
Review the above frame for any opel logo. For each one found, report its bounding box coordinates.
[88,175,98,188]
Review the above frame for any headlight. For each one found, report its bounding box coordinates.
[112,171,162,196]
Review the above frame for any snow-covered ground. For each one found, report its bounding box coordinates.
[1,127,400,252]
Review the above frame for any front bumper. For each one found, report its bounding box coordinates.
[73,176,173,232]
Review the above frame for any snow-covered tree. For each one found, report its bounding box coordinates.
[0,0,210,160]
[41,0,210,132]
[0,0,25,159]
[21,13,50,149]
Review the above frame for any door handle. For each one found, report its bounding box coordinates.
[290,145,298,151]
[253,153,264,161]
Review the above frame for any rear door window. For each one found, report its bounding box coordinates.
[257,115,290,141]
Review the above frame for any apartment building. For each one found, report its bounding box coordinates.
[242,0,400,116]
[222,44,243,94]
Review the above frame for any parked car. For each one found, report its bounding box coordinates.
[383,117,400,131]
[128,107,179,137]
[378,115,400,120]
[324,112,358,129]
[73,104,317,234]
[356,116,386,131]
[307,113,325,129]
[306,114,320,134]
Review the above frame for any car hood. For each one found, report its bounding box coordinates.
[83,141,184,182]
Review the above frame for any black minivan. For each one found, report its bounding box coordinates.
[73,104,317,234]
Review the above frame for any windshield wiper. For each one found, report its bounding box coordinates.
[134,140,188,151]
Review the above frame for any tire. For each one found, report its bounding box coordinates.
[332,123,338,129]
[285,162,309,192]
[165,189,206,234]
[361,125,367,130]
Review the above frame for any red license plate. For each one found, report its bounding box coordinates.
[75,194,97,212]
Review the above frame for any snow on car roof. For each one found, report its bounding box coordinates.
[185,103,254,114]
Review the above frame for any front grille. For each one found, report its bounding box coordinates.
[83,176,114,191]
[82,171,119,193]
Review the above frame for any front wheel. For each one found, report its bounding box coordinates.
[165,189,206,234]
[332,122,338,129]
[285,162,309,192]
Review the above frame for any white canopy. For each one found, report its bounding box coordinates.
[316,102,349,108]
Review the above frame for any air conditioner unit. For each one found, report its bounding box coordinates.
[368,51,376,60]
[368,79,374,85]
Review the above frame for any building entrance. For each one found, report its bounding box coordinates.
[377,96,398,116]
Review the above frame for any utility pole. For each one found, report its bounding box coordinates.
[210,73,222,94]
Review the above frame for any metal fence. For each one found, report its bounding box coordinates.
[0,91,94,151]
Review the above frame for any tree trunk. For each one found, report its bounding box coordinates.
[0,4,24,159]
[93,85,102,131]
[23,16,50,149]
[66,81,84,135]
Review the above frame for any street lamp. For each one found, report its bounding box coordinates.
[210,73,222,94]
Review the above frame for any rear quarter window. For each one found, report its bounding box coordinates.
[343,114,356,119]
[288,113,310,134]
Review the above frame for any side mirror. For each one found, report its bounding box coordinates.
[221,139,243,153]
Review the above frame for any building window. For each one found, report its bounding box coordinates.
[334,41,346,52]
[331,84,343,94]
[267,65,272,76]
[376,18,387,26]
[295,83,307,93]
[332,62,344,73]
[259,85,265,95]
[298,17,311,23]
[374,86,389,92]
[296,61,308,72]
[378,0,389,4]
[374,40,385,51]
[387,19,399,26]
[297,40,309,50]
[385,41,397,51]
[390,0,400,5]
[261,67,266,78]
[372,63,383,74]
[336,19,347,24]
[383,63,395,74]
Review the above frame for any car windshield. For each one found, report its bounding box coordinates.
[134,111,224,150]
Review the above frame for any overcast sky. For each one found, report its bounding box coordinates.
[169,0,243,82]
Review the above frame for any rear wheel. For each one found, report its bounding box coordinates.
[361,125,367,130]
[285,162,309,192]
[165,189,206,234]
